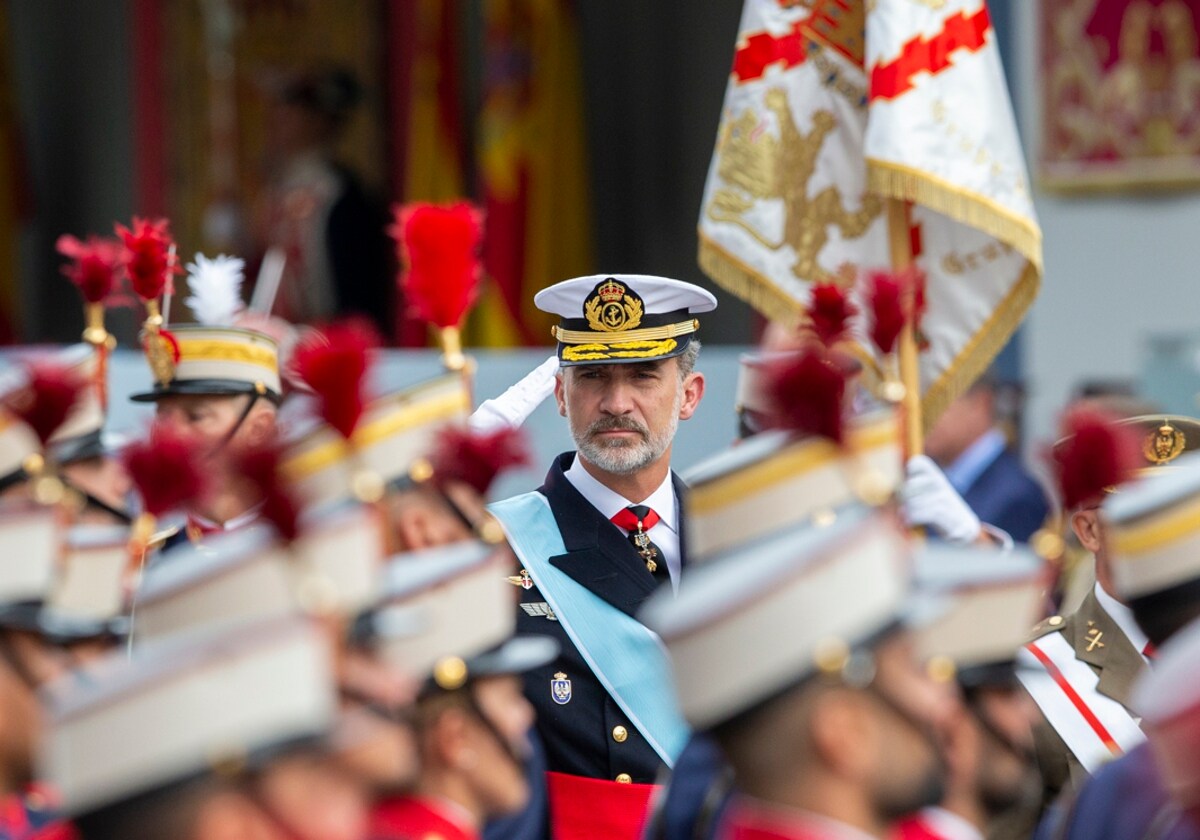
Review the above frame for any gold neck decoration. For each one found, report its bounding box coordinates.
[631,521,658,573]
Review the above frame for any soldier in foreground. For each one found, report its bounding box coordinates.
[1040,452,1200,840]
[642,504,957,840]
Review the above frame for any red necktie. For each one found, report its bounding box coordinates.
[611,505,666,576]
[1143,643,1156,660]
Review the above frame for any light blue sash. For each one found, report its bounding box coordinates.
[489,492,691,767]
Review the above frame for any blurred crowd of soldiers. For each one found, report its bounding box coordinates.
[0,220,1198,840]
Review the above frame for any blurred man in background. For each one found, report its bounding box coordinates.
[924,375,1049,543]
[255,65,393,339]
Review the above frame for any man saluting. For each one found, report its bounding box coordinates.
[489,274,715,840]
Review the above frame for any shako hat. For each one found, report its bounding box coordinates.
[912,542,1049,687]
[40,617,337,816]
[134,504,387,647]
[129,324,283,403]
[0,506,123,642]
[1103,451,1200,600]
[535,274,716,366]
[682,408,902,562]
[641,505,913,730]
[281,372,472,513]
[355,540,556,690]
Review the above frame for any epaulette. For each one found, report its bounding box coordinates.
[1028,613,1067,642]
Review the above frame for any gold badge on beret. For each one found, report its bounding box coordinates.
[1144,421,1187,466]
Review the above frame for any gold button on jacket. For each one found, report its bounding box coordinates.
[615,773,632,784]
[612,725,628,743]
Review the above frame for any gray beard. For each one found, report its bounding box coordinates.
[569,394,681,477]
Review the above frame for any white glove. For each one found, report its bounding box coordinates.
[902,455,982,544]
[468,354,560,433]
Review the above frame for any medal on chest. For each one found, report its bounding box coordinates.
[551,672,572,705]
[632,522,658,573]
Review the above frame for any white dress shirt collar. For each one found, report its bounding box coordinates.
[1095,581,1151,659]
[564,455,677,533]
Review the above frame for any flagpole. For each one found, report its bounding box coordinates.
[885,198,923,456]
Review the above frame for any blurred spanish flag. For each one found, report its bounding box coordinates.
[392,0,470,345]
[400,0,467,204]
[468,0,593,347]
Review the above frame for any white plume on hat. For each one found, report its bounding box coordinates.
[184,253,246,326]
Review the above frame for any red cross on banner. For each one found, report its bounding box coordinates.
[731,18,808,83]
[869,5,991,101]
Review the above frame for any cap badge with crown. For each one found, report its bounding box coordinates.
[586,278,644,333]
[1145,420,1187,465]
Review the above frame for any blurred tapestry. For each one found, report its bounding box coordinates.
[157,0,387,305]
[1041,0,1200,190]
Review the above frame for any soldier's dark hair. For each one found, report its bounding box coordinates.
[1129,578,1200,647]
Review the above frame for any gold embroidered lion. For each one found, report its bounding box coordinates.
[708,88,882,285]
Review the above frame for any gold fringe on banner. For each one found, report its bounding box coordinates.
[866,160,1043,272]
[920,260,1041,433]
[697,233,804,325]
[698,230,894,401]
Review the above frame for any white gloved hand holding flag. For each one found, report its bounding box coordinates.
[902,454,981,544]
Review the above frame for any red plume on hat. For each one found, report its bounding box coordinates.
[390,201,484,329]
[1,361,86,447]
[428,425,531,496]
[123,422,209,518]
[1051,406,1143,510]
[806,283,857,348]
[292,319,377,441]
[862,268,925,356]
[233,439,299,542]
[761,344,848,445]
[56,235,123,305]
[115,217,179,302]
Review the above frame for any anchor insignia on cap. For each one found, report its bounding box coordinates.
[584,278,644,333]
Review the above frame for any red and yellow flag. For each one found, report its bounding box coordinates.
[469,0,593,347]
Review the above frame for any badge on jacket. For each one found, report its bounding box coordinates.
[552,672,572,705]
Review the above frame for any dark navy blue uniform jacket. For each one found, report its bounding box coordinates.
[514,452,686,785]
[962,448,1050,544]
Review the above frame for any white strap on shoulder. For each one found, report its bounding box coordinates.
[1017,631,1145,773]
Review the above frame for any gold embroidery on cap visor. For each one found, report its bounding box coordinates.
[561,338,680,363]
